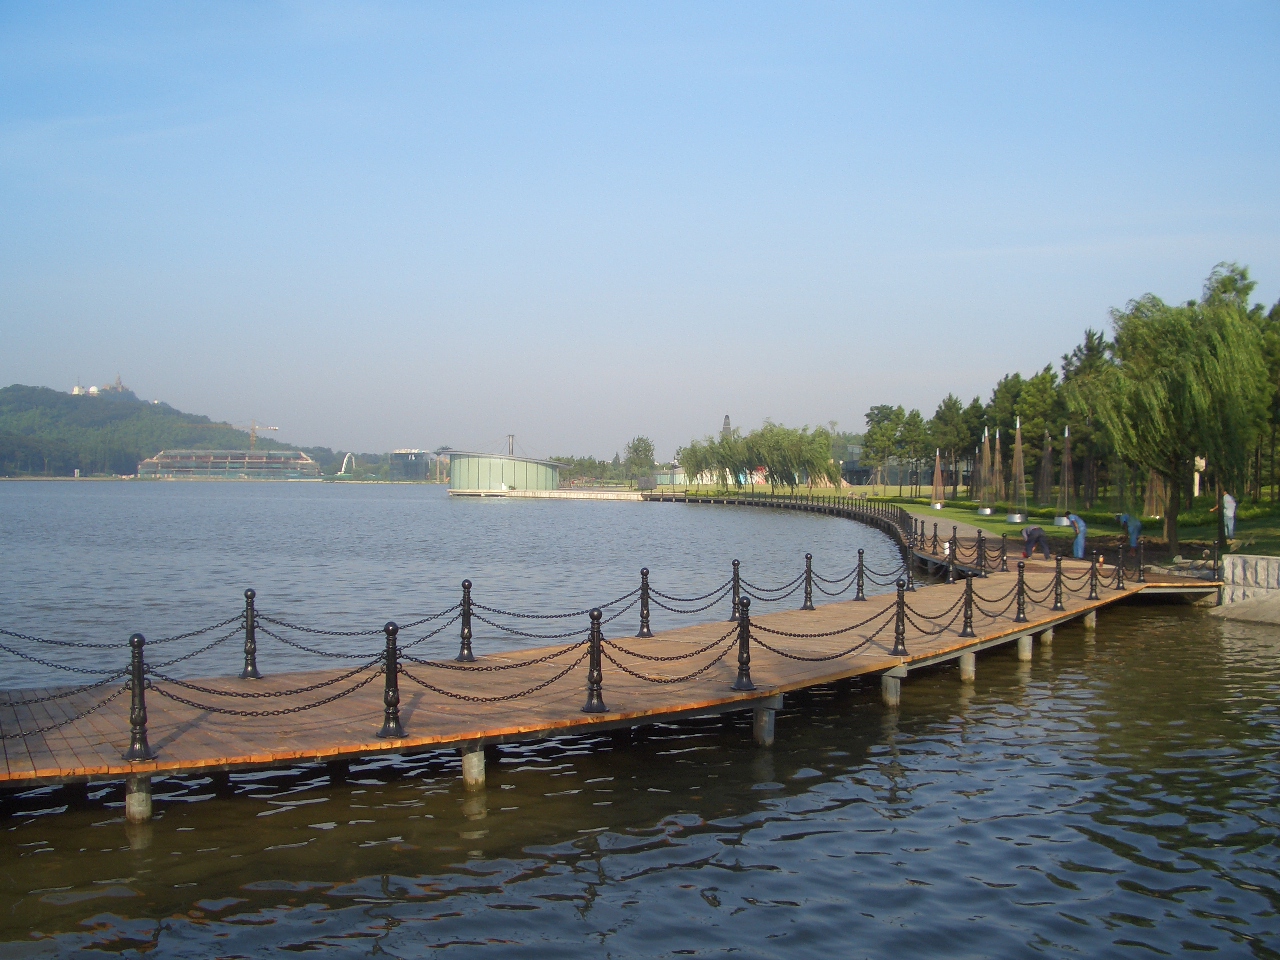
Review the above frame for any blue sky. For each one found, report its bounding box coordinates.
[3,2,1277,458]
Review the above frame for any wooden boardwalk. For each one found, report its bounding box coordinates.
[0,558,1215,793]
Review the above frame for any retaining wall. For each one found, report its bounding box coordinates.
[1222,554,1280,603]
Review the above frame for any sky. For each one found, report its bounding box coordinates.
[2,2,1278,460]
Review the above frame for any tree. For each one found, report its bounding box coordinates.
[863,405,904,493]
[1096,264,1270,551]
[623,436,655,481]
[898,409,928,496]
[929,394,967,499]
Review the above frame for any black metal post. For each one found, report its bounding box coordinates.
[977,532,987,577]
[946,548,956,585]
[904,544,916,591]
[637,568,653,637]
[1088,551,1100,601]
[1053,556,1065,611]
[932,522,939,555]
[456,579,475,662]
[728,559,741,622]
[1015,561,1028,622]
[240,588,261,680]
[855,549,866,601]
[891,580,908,657]
[960,575,976,638]
[1000,534,1009,572]
[802,554,815,610]
[1137,538,1146,583]
[583,608,607,712]
[123,633,154,761]
[378,621,404,738]
[1116,552,1126,591]
[732,595,755,691]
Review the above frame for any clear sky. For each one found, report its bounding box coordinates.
[3,3,1278,459]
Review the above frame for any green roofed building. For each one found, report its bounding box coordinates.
[138,450,322,479]
[448,452,560,496]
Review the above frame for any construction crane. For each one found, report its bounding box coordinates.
[187,420,279,450]
[243,421,278,451]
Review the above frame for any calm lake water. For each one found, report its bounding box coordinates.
[0,482,1277,958]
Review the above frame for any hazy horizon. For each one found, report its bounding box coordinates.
[4,4,1278,460]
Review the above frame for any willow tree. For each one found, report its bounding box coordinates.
[1096,264,1270,552]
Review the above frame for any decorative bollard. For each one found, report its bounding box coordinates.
[123,633,155,762]
[946,546,956,585]
[583,608,607,712]
[891,580,908,657]
[731,596,756,691]
[1116,552,1126,591]
[456,580,475,662]
[637,568,653,637]
[1137,538,1146,584]
[932,522,939,555]
[1053,556,1065,612]
[855,549,867,601]
[1000,534,1009,573]
[240,588,261,680]
[977,532,987,577]
[728,559,741,622]
[1015,561,1028,622]
[802,554,815,611]
[1088,551,1100,601]
[378,622,404,738]
[960,575,976,638]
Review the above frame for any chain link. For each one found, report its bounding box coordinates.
[149,659,381,698]
[0,685,127,740]
[399,652,587,702]
[402,639,588,671]
[751,605,895,640]
[649,586,731,615]
[150,668,383,717]
[473,587,638,621]
[603,624,737,662]
[650,578,733,603]
[601,639,734,684]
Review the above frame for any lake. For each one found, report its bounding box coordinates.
[0,481,1276,957]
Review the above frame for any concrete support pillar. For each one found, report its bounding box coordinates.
[881,665,907,707]
[1083,610,1097,631]
[959,652,976,683]
[752,709,775,747]
[1039,627,1054,644]
[1016,635,1033,662]
[124,774,152,823]
[325,760,348,786]
[460,745,486,792]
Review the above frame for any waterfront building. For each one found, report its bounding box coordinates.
[138,449,322,479]
[389,449,429,481]
[448,452,560,495]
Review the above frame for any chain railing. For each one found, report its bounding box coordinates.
[2,492,1160,759]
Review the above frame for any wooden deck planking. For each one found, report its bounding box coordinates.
[0,562,1207,787]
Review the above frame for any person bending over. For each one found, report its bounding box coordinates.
[1022,525,1051,560]
[1067,513,1087,559]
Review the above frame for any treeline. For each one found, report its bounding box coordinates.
[552,437,657,484]
[859,264,1280,551]
[677,423,841,493]
[0,384,372,477]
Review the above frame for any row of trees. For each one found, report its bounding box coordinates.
[860,264,1279,551]
[551,436,657,484]
[676,423,842,493]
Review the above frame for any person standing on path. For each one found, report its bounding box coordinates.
[1022,525,1052,560]
[1067,513,1087,559]
[1210,492,1238,539]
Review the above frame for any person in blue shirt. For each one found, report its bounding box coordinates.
[1067,513,1086,559]
[1116,513,1142,555]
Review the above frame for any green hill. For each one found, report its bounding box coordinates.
[0,384,344,477]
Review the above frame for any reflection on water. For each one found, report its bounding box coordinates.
[1,602,1277,956]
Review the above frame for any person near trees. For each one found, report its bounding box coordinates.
[1067,513,1087,559]
[1211,492,1238,539]
[1021,525,1051,560]
[1116,513,1142,555]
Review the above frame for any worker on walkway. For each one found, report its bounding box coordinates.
[1021,525,1052,560]
[1116,513,1142,555]
[1068,513,1087,559]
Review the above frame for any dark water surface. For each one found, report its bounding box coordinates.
[1,483,1277,957]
